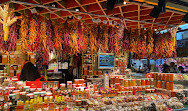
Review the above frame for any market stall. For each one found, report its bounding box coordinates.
[0,0,187,110]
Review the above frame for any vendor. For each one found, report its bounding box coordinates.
[14,50,41,81]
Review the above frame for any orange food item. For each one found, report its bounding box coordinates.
[124,80,128,87]
[131,79,136,86]
[168,74,174,81]
[119,78,124,86]
[141,79,145,86]
[156,80,162,88]
[115,76,119,83]
[111,77,115,85]
[167,81,174,90]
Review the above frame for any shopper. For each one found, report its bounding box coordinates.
[14,50,41,81]
[169,62,179,73]
[162,63,170,73]
[178,66,186,73]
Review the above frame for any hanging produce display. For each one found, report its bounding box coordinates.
[140,28,146,59]
[100,25,108,53]
[46,20,54,52]
[77,21,83,53]
[20,16,29,51]
[120,28,130,52]
[54,24,63,61]
[82,23,89,53]
[90,25,97,55]
[0,4,20,42]
[69,22,79,55]
[146,29,154,58]
[0,11,179,60]
[28,15,37,51]
[63,21,70,53]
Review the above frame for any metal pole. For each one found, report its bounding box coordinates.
[9,0,175,27]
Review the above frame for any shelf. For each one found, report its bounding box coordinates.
[0,63,6,65]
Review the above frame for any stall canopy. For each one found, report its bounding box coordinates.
[0,0,187,30]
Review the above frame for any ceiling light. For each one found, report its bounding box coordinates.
[149,6,161,18]
[103,20,107,24]
[97,18,101,23]
[77,16,82,20]
[50,2,57,8]
[123,1,127,5]
[114,21,117,25]
[67,16,73,19]
[31,8,37,14]
[109,21,112,25]
[75,8,79,12]
[182,13,188,23]
[154,29,157,31]
[92,19,96,23]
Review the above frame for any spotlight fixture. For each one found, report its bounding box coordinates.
[109,21,112,25]
[30,8,37,14]
[149,6,161,18]
[77,16,82,20]
[75,7,80,12]
[50,2,57,7]
[67,16,73,19]
[182,13,188,23]
[103,20,107,24]
[123,1,127,5]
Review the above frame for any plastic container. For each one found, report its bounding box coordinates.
[168,74,174,81]
[119,78,124,86]
[124,79,128,87]
[115,76,119,83]
[131,79,136,86]
[156,80,162,88]
[110,77,115,85]
[2,55,7,64]
[10,55,15,64]
[136,79,141,86]
[167,81,174,90]
[141,79,145,86]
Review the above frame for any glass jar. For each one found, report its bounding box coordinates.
[84,68,87,75]
[167,82,174,90]
[136,79,141,86]
[67,81,72,89]
[168,74,174,81]
[119,78,124,86]
[2,55,7,64]
[145,79,150,86]
[10,55,15,64]
[156,80,162,88]
[149,78,154,88]
[60,83,66,91]
[115,76,119,83]
[115,83,120,90]
[128,79,131,87]
[110,77,115,85]
[124,80,128,87]
[141,79,145,86]
[131,79,136,86]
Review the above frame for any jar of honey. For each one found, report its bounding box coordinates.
[119,78,124,86]
[88,70,92,75]
[93,70,97,75]
[115,76,119,83]
[141,79,145,86]
[115,83,120,90]
[2,55,7,64]
[162,81,166,89]
[128,79,131,87]
[149,78,154,88]
[9,70,14,77]
[156,80,162,88]
[131,79,136,86]
[10,55,15,64]
[167,82,174,90]
[157,73,161,80]
[161,73,165,81]
[145,79,150,86]
[136,79,141,86]
[154,73,157,80]
[168,74,174,81]
[110,77,115,85]
[165,74,168,81]
[124,80,128,87]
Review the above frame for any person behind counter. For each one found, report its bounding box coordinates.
[14,50,41,81]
